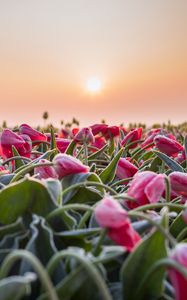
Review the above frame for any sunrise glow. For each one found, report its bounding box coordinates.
[86,77,102,93]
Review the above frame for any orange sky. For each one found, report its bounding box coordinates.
[0,0,187,126]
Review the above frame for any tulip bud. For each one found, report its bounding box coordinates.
[34,159,58,179]
[73,127,94,144]
[90,124,108,136]
[94,196,141,252]
[91,135,106,151]
[116,158,138,183]
[102,126,120,139]
[53,153,89,179]
[169,172,187,198]
[19,124,47,143]
[154,135,184,157]
[94,196,128,228]
[121,128,142,149]
[56,138,70,153]
[126,171,165,209]
[0,129,30,158]
[168,243,187,300]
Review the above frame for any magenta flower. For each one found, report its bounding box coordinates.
[0,129,31,158]
[53,153,89,179]
[34,159,58,179]
[94,196,141,252]
[168,243,187,300]
[154,135,184,157]
[19,124,47,143]
[73,127,94,144]
[169,172,187,198]
[121,128,142,149]
[116,158,138,183]
[126,171,165,209]
[56,138,70,153]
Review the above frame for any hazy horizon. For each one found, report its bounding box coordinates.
[0,0,187,127]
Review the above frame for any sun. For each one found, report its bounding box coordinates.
[86,77,102,93]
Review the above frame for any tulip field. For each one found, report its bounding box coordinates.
[1,122,187,300]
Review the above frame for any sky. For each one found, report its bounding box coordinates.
[0,0,187,127]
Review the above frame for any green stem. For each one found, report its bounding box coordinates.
[128,211,176,247]
[47,250,112,300]
[133,258,187,297]
[93,228,108,256]
[10,162,54,183]
[46,204,93,222]
[110,177,133,187]
[2,156,31,165]
[165,177,171,203]
[84,142,88,165]
[0,250,59,300]
[131,202,185,212]
[61,181,118,197]
[130,142,154,161]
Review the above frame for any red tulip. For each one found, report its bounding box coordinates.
[34,159,58,179]
[90,124,108,136]
[94,197,141,252]
[126,171,165,209]
[154,135,184,157]
[91,135,106,150]
[0,129,31,158]
[169,172,187,198]
[73,127,94,144]
[102,126,120,139]
[71,127,79,137]
[53,153,89,179]
[116,158,138,183]
[121,128,142,149]
[56,138,70,153]
[168,243,187,300]
[19,124,47,143]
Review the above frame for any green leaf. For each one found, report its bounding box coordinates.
[0,217,24,239]
[65,140,76,155]
[11,146,25,170]
[20,215,65,284]
[100,148,124,183]
[62,172,103,204]
[0,177,57,224]
[44,178,62,205]
[0,274,34,300]
[170,212,186,238]
[88,144,108,160]
[120,221,167,300]
[153,150,184,172]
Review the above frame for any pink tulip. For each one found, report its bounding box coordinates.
[0,129,31,158]
[154,135,184,157]
[126,171,165,209]
[90,124,108,136]
[56,138,70,153]
[94,197,141,252]
[116,158,138,183]
[73,127,94,144]
[121,128,142,149]
[19,124,47,143]
[34,159,58,179]
[169,172,187,198]
[91,135,106,151]
[53,153,89,179]
[102,126,120,139]
[168,243,187,300]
